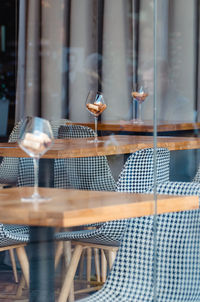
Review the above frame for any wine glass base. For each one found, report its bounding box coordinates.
[87,139,102,144]
[21,195,51,203]
[131,119,144,124]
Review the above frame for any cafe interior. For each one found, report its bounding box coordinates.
[0,0,200,301]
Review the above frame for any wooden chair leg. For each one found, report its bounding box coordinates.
[94,248,100,282]
[86,247,92,287]
[78,249,86,280]
[108,250,117,269]
[15,246,29,287]
[101,249,107,283]
[63,241,74,302]
[63,241,72,270]
[15,275,26,299]
[58,244,83,302]
[61,252,66,283]
[9,248,19,283]
[55,241,63,269]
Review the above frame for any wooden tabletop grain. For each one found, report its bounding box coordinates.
[0,135,200,158]
[75,121,200,132]
[0,187,198,227]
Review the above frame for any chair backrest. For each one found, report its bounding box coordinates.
[54,125,117,191]
[117,148,170,193]
[101,209,200,301]
[95,148,169,243]
[193,165,200,183]
[8,120,23,142]
[58,124,94,138]
[49,118,71,138]
[0,119,23,184]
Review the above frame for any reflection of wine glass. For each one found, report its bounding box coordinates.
[18,116,54,203]
[131,83,148,124]
[86,90,107,143]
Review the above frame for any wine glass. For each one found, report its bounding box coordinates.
[131,83,148,124]
[86,90,107,143]
[18,116,54,203]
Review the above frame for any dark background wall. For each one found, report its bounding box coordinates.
[0,0,18,138]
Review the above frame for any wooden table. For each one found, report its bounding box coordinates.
[0,187,198,227]
[75,120,200,134]
[1,135,200,159]
[0,187,199,302]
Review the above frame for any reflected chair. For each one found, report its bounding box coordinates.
[55,146,170,302]
[77,155,200,302]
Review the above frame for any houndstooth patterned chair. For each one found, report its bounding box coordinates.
[77,169,200,301]
[0,117,70,286]
[55,147,170,245]
[0,119,30,285]
[0,119,23,185]
[55,124,121,245]
[54,125,117,191]
[55,147,171,302]
[0,223,30,287]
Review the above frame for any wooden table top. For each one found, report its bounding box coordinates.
[75,121,200,133]
[0,135,200,158]
[0,187,198,227]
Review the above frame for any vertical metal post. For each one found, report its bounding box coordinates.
[153,1,158,302]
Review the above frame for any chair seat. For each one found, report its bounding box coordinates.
[55,220,128,246]
[0,225,29,247]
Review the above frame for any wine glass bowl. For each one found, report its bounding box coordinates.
[19,131,52,158]
[86,98,107,117]
[131,83,148,124]
[86,91,107,143]
[18,116,54,203]
[132,91,148,103]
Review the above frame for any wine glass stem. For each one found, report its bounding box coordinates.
[33,157,39,197]
[133,99,136,119]
[138,102,142,121]
[94,116,98,142]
